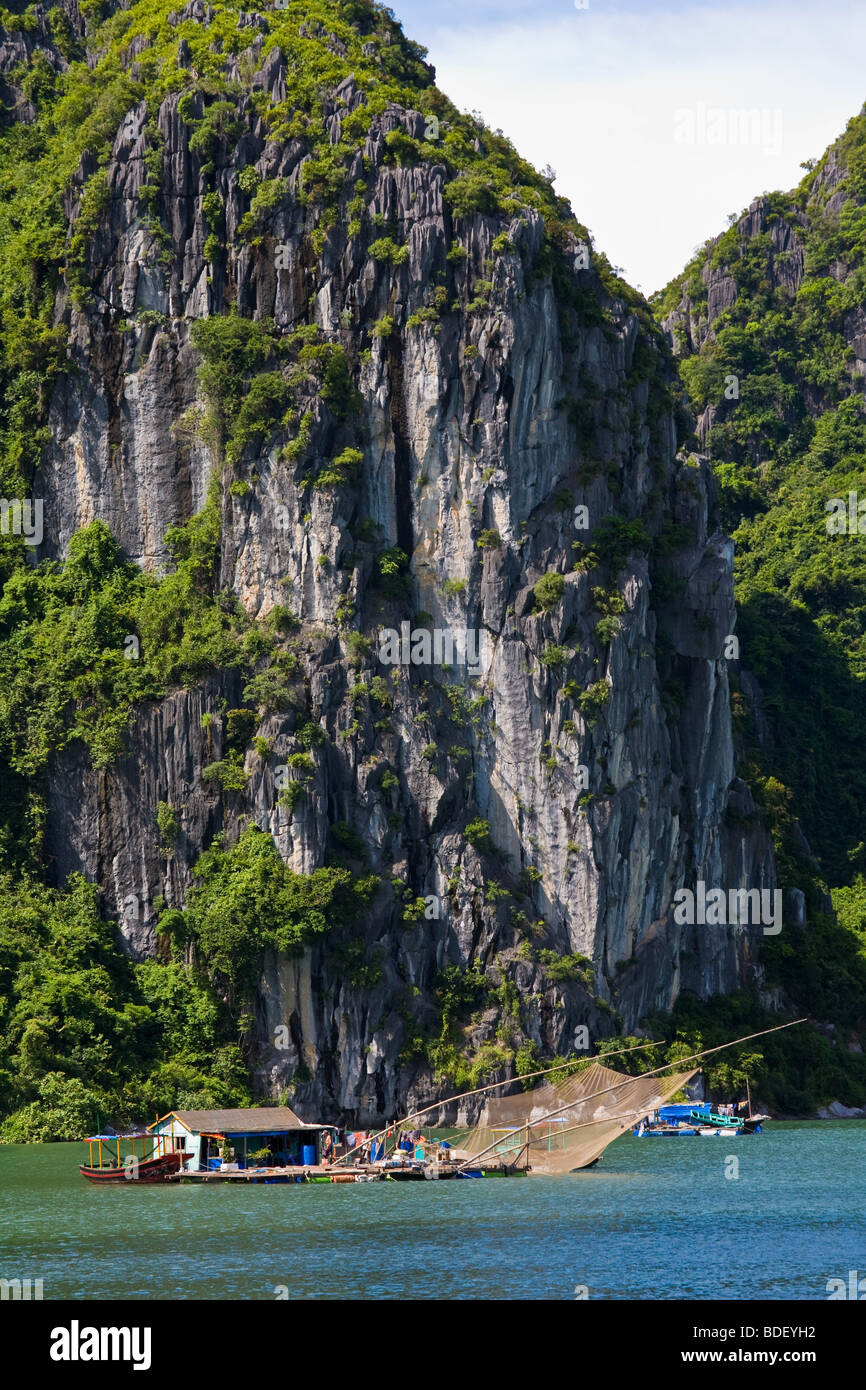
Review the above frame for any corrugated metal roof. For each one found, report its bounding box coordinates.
[151,1107,324,1134]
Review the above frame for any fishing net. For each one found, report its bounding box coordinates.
[453,1061,698,1174]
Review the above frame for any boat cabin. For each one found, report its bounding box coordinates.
[83,1130,169,1172]
[147,1107,334,1172]
[656,1103,712,1124]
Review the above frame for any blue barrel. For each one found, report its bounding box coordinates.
[302,1144,316,1167]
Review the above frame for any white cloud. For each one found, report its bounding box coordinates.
[399,1,866,292]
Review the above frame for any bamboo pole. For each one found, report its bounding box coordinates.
[329,1037,668,1168]
[454,1017,807,1171]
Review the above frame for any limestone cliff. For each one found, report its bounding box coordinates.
[0,0,780,1121]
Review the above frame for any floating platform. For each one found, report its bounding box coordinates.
[169,1164,342,1183]
[166,1159,525,1184]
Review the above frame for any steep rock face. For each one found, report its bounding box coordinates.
[660,195,805,448]
[46,672,242,958]
[0,1,85,128]
[660,140,866,445]
[21,7,778,1119]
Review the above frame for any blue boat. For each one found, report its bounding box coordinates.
[633,1102,764,1137]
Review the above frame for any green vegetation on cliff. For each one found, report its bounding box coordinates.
[1,0,863,1133]
[0,827,377,1140]
[653,109,866,887]
[0,0,654,1134]
[652,107,866,1076]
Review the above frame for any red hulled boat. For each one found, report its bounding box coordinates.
[79,1132,182,1184]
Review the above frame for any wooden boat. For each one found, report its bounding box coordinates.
[79,1151,181,1184]
[80,1130,182,1184]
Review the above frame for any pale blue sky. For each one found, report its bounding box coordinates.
[388,0,866,292]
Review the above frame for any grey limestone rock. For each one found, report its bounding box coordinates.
[31,43,783,1120]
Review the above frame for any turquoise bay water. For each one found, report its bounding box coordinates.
[1,1121,864,1300]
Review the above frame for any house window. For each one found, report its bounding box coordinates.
[174,1136,186,1151]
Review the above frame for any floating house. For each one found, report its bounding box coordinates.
[147,1107,333,1172]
